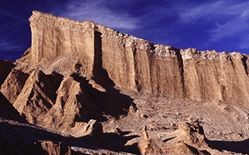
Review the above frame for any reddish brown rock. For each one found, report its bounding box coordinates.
[17,11,249,106]
[0,69,28,103]
[40,141,71,155]
[13,70,62,124]
[1,10,249,155]
[42,75,98,132]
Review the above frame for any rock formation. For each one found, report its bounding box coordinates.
[16,11,249,106]
[1,69,28,103]
[1,10,249,154]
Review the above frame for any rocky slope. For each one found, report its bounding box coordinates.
[1,10,249,154]
[23,11,249,105]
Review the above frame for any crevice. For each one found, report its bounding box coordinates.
[147,44,155,95]
[132,44,142,92]
[47,71,64,101]
[241,55,248,75]
[82,30,137,118]
[174,48,185,98]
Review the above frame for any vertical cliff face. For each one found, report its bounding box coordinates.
[1,11,249,154]
[96,29,185,97]
[29,11,95,77]
[22,11,249,105]
[182,49,249,104]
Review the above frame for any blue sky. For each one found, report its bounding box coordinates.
[1,0,249,60]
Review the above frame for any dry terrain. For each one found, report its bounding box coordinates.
[1,11,249,155]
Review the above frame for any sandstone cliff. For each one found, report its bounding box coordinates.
[1,10,249,155]
[17,11,249,105]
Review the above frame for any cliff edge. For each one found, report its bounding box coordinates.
[16,10,249,105]
[1,10,249,155]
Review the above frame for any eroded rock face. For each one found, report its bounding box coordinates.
[1,10,249,155]
[0,69,28,103]
[138,121,214,155]
[42,75,99,132]
[13,70,63,124]
[18,11,249,106]
[40,141,72,155]
[0,60,14,86]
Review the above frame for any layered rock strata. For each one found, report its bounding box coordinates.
[0,10,249,155]
[20,11,249,105]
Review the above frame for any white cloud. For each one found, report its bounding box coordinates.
[179,0,249,43]
[0,41,22,51]
[0,25,23,51]
[54,0,140,31]
[179,1,225,23]
[209,19,248,42]
[179,1,245,23]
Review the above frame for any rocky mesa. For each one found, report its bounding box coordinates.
[1,10,249,155]
[21,11,249,105]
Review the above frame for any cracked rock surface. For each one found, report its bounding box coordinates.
[1,11,249,154]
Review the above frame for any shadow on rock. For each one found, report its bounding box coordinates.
[91,30,137,119]
[70,130,140,154]
[72,73,137,121]
[0,121,66,155]
[0,92,26,122]
[207,138,249,154]
[0,120,140,154]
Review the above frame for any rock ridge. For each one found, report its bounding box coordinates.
[15,11,249,105]
[29,11,249,59]
[1,10,249,155]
